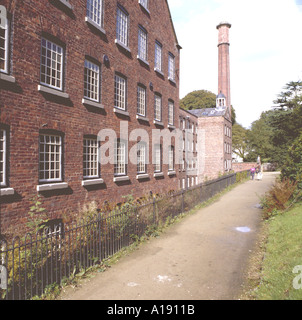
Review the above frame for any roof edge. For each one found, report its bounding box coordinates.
[165,0,182,49]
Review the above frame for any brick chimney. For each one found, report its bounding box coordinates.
[217,22,231,112]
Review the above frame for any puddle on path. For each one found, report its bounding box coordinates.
[235,227,251,233]
[254,203,263,209]
[155,275,172,283]
[127,282,140,287]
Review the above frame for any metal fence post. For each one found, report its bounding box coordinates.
[153,197,156,225]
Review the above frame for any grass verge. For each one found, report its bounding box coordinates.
[241,201,302,300]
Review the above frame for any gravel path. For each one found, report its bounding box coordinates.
[59,172,277,300]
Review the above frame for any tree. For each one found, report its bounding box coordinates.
[180,90,216,110]
[232,123,250,162]
[245,111,275,163]
[281,132,302,188]
[180,89,237,125]
[273,81,302,110]
[246,80,302,167]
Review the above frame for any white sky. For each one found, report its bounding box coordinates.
[169,0,302,128]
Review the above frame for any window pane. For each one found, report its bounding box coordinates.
[116,7,128,47]
[39,134,62,182]
[40,38,63,90]
[0,129,6,185]
[83,138,99,178]
[138,27,147,61]
[0,8,8,73]
[87,0,103,27]
[154,94,162,121]
[114,74,126,110]
[84,60,100,102]
[137,86,146,116]
[114,141,126,175]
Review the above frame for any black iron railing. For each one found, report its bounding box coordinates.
[0,171,249,300]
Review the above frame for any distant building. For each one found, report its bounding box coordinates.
[188,22,233,181]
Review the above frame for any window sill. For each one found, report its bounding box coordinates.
[136,114,149,122]
[154,68,164,77]
[114,176,130,182]
[153,172,164,178]
[168,77,176,85]
[82,98,104,109]
[0,188,15,196]
[82,178,104,186]
[57,0,73,10]
[85,17,106,35]
[114,107,129,117]
[115,39,131,53]
[136,173,149,180]
[137,56,149,66]
[153,120,164,127]
[139,3,150,15]
[0,73,16,83]
[38,85,70,99]
[168,124,176,130]
[37,182,68,192]
[168,170,176,176]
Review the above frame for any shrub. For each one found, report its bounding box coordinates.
[281,132,302,189]
[261,178,298,219]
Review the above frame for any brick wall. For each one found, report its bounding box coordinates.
[0,0,181,235]
[232,162,257,172]
[197,115,232,181]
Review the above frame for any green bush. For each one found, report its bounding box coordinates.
[261,177,298,219]
[281,132,302,189]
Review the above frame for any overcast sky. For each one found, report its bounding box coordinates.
[169,0,302,128]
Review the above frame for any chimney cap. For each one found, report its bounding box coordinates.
[216,21,232,29]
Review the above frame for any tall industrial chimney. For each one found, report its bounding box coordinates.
[217,22,231,113]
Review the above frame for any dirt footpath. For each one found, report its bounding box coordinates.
[59,172,277,300]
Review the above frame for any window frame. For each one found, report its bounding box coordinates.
[0,128,7,187]
[40,38,64,91]
[116,5,129,48]
[138,0,148,11]
[86,0,104,29]
[154,144,162,173]
[114,73,127,111]
[168,100,174,126]
[154,93,162,122]
[114,139,127,176]
[138,25,148,62]
[83,136,100,179]
[154,41,162,73]
[39,133,63,183]
[137,141,147,174]
[0,5,9,74]
[168,145,174,171]
[168,52,175,82]
[137,84,146,117]
[84,59,101,103]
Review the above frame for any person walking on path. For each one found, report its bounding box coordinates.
[256,164,262,181]
[250,166,256,180]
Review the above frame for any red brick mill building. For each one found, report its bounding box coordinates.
[0,0,182,235]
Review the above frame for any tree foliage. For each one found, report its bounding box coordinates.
[180,89,237,125]
[281,132,302,188]
[232,123,250,162]
[180,90,216,110]
[244,80,302,173]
